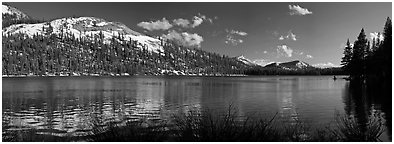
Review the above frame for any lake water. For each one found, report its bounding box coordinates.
[2,76,391,141]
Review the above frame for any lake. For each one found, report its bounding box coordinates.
[2,76,391,141]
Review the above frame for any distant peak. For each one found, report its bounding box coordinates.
[264,60,313,69]
[236,55,246,59]
[2,4,29,19]
[236,55,259,66]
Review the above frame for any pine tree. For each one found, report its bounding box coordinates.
[341,39,353,72]
[379,17,392,79]
[365,41,371,59]
[350,28,368,77]
[382,17,392,64]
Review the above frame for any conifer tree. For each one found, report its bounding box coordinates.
[351,28,368,76]
[382,17,392,65]
[341,39,353,73]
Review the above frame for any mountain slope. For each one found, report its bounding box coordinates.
[264,60,314,70]
[236,55,258,66]
[3,16,164,53]
[2,4,29,20]
[2,6,250,76]
[2,4,41,28]
[312,62,339,68]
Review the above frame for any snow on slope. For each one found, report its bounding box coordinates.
[265,60,314,70]
[312,62,339,68]
[236,55,258,66]
[295,61,310,69]
[2,4,29,19]
[3,16,163,53]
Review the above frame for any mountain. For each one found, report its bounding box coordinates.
[312,62,339,68]
[3,16,164,53]
[2,4,40,28]
[2,4,29,20]
[2,5,250,76]
[264,60,314,70]
[236,55,258,66]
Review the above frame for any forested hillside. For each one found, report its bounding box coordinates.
[2,32,250,76]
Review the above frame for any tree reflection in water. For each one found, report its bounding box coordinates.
[343,77,391,141]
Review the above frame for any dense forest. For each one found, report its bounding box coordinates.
[2,31,251,76]
[2,30,345,76]
[341,17,391,81]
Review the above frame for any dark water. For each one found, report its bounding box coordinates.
[2,76,391,141]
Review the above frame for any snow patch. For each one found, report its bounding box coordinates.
[236,55,257,66]
[313,62,339,68]
[3,16,164,53]
[2,4,29,19]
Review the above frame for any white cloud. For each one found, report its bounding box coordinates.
[227,29,248,36]
[173,18,190,28]
[172,14,214,28]
[278,31,297,41]
[306,54,313,59]
[198,13,214,24]
[299,52,304,55]
[137,18,173,31]
[263,51,268,54]
[225,29,248,46]
[313,62,339,68]
[225,35,244,46]
[369,32,384,41]
[277,45,293,57]
[138,14,215,31]
[191,16,204,28]
[287,31,297,41]
[289,5,313,16]
[163,30,204,48]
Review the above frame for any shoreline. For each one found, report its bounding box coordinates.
[2,74,249,78]
[2,74,349,78]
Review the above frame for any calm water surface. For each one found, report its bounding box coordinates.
[2,76,391,141]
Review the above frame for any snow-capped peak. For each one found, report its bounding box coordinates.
[237,55,246,60]
[312,62,339,68]
[295,61,310,68]
[3,16,164,53]
[264,60,313,70]
[236,55,258,66]
[2,4,29,20]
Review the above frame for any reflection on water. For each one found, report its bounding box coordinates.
[2,77,204,137]
[2,76,391,141]
[342,78,392,141]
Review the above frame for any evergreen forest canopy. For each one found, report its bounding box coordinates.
[341,17,392,80]
[2,32,252,76]
[1,30,344,76]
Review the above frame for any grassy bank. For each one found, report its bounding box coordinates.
[3,107,386,142]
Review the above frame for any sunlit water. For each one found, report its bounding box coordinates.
[2,76,391,141]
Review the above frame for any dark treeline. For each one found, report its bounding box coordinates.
[244,66,344,75]
[341,17,391,83]
[2,30,250,76]
[341,15,393,139]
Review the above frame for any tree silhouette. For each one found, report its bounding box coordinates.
[341,39,353,73]
[350,28,368,77]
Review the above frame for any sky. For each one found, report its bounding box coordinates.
[5,2,392,66]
